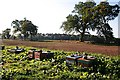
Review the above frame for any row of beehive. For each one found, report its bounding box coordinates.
[1,46,97,67]
[28,49,54,60]
[1,46,54,60]
[66,55,96,67]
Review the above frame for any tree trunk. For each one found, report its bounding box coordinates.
[80,32,84,42]
[30,34,32,41]
[80,28,86,42]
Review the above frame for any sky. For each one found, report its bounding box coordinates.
[0,0,119,38]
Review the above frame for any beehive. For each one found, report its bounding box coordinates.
[28,49,41,59]
[28,50,54,60]
[77,56,96,67]
[0,46,5,50]
[34,51,41,59]
[7,48,25,53]
[66,55,82,65]
[66,54,96,67]
[40,51,54,60]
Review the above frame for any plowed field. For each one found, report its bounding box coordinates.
[1,39,119,56]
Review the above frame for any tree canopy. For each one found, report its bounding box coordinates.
[11,18,38,40]
[2,28,11,39]
[61,1,119,42]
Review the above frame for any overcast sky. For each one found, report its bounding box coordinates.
[0,0,119,38]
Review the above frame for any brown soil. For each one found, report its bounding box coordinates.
[1,39,120,56]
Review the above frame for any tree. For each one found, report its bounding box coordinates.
[61,1,96,42]
[61,1,119,42]
[2,28,11,39]
[11,19,21,34]
[93,2,119,42]
[11,18,38,40]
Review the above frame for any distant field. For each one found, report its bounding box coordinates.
[1,39,119,56]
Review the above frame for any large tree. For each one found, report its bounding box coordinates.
[93,2,119,42]
[61,1,119,42]
[11,18,38,40]
[61,1,96,42]
[2,28,11,39]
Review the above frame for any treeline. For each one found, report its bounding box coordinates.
[0,32,119,45]
[11,33,119,46]
[31,33,79,41]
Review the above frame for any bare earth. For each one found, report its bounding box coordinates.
[2,39,120,56]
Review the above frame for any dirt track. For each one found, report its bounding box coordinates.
[1,39,120,56]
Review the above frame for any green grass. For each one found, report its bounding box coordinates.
[0,46,120,80]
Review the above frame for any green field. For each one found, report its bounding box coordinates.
[0,46,120,80]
